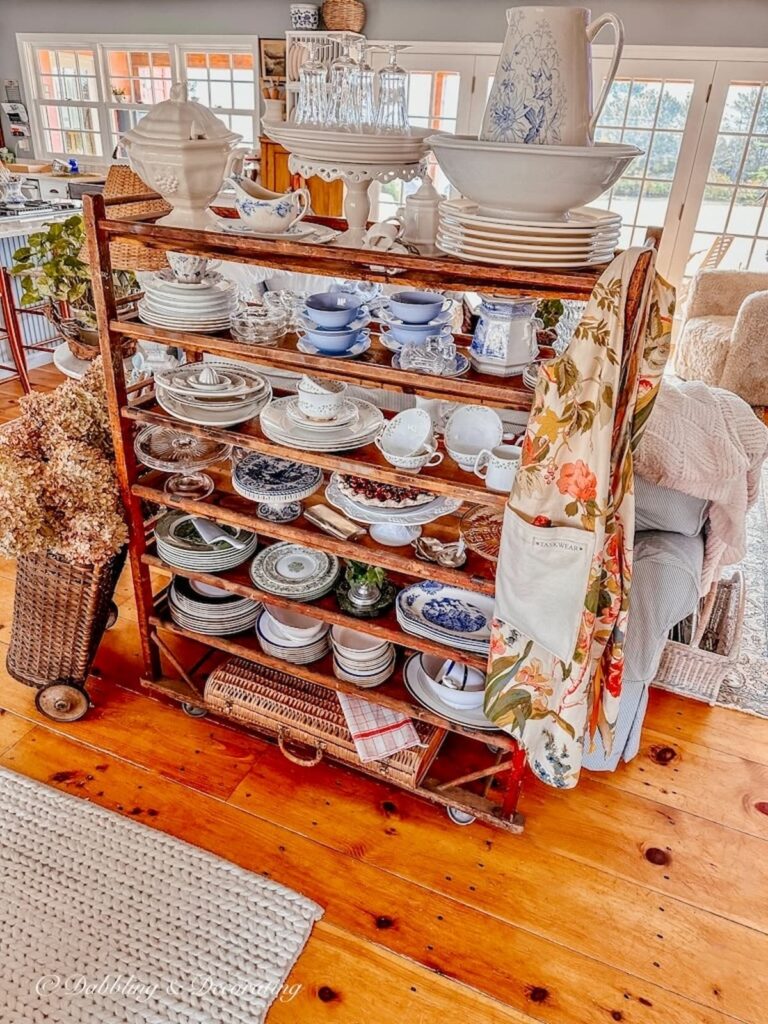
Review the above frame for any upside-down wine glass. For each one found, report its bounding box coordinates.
[325,32,359,130]
[294,37,328,126]
[353,44,379,130]
[374,44,411,134]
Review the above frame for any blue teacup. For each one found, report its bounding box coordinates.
[381,322,453,346]
[388,290,451,325]
[305,291,365,328]
[303,325,369,354]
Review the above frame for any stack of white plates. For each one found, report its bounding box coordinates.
[396,581,494,655]
[169,577,261,635]
[232,453,323,505]
[155,512,258,571]
[138,270,238,332]
[263,123,431,166]
[255,606,330,664]
[325,474,462,526]
[155,362,272,427]
[249,542,340,600]
[260,396,384,452]
[330,626,396,688]
[437,199,621,269]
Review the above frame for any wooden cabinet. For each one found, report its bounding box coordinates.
[259,136,343,218]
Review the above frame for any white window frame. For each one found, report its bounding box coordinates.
[17,33,260,165]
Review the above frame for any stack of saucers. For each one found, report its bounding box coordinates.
[154,362,272,427]
[168,577,261,635]
[331,626,396,688]
[255,605,330,664]
[155,512,258,572]
[139,270,238,333]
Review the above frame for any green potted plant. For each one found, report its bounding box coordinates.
[536,298,564,345]
[11,215,135,359]
[0,359,128,720]
[344,559,387,609]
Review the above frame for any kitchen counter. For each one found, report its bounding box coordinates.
[0,206,81,239]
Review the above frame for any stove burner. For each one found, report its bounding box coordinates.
[0,199,81,218]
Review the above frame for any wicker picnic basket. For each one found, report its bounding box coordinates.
[654,570,746,704]
[205,657,445,785]
[79,165,170,271]
[6,549,126,689]
[321,0,366,31]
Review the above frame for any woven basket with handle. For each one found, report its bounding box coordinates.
[79,165,170,271]
[205,657,444,786]
[321,0,366,32]
[6,548,126,689]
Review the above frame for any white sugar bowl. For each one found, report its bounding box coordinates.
[121,82,245,230]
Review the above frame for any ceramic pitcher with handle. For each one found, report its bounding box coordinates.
[480,6,624,147]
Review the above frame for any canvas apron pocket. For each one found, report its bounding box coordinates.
[495,507,597,663]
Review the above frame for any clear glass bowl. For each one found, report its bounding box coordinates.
[230,306,288,346]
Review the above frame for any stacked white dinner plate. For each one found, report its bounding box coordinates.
[260,396,384,452]
[169,577,261,635]
[263,122,431,166]
[138,270,238,333]
[249,542,340,600]
[437,199,621,269]
[255,607,330,664]
[396,581,494,655]
[154,362,272,427]
[330,626,396,688]
[325,473,462,526]
[155,512,258,571]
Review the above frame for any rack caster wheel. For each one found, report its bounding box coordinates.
[105,601,118,630]
[35,683,90,723]
[447,806,476,827]
[486,742,504,754]
[181,702,207,718]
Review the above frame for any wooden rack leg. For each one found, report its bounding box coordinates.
[498,745,527,822]
[151,630,205,697]
[0,269,31,394]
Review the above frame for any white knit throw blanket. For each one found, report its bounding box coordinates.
[635,379,768,594]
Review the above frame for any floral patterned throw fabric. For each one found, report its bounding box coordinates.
[484,247,675,788]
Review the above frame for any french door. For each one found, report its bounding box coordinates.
[669,61,768,283]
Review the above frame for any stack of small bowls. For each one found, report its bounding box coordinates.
[298,291,371,357]
[374,407,442,474]
[378,290,454,351]
[331,626,396,688]
[230,305,287,346]
[256,604,330,664]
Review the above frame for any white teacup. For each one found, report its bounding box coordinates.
[473,444,522,493]
[378,443,443,475]
[296,378,347,421]
[375,408,434,458]
[166,251,219,283]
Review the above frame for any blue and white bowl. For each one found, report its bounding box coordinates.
[290,3,319,29]
[305,291,366,329]
[388,290,451,324]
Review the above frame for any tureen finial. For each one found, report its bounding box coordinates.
[170,82,188,103]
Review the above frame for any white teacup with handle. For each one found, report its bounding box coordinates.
[474,444,522,493]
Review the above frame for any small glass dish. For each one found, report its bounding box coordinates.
[230,306,287,346]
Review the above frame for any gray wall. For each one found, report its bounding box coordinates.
[2,0,768,153]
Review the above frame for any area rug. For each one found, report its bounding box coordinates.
[0,767,322,1023]
[716,461,768,717]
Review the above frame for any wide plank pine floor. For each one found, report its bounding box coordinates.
[0,366,766,1023]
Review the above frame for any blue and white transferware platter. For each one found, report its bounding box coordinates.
[232,453,323,503]
[396,581,493,651]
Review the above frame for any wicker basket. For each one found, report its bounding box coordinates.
[79,165,170,271]
[6,549,126,689]
[322,0,366,31]
[654,571,746,704]
[205,657,445,786]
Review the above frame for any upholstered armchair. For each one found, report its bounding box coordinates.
[675,269,768,405]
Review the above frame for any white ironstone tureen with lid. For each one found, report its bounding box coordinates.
[121,82,246,229]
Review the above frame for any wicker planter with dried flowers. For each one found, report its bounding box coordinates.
[321,0,366,32]
[0,359,129,721]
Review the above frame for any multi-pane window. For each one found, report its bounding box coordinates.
[33,47,102,156]
[182,51,257,145]
[105,48,173,149]
[593,78,696,248]
[686,80,768,274]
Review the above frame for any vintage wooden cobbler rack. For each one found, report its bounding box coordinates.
[84,192,651,833]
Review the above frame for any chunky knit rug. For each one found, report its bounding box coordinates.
[0,768,322,1023]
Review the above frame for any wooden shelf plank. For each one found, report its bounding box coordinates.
[143,547,488,670]
[113,321,535,411]
[133,471,497,595]
[123,396,508,509]
[149,615,510,749]
[99,214,605,300]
